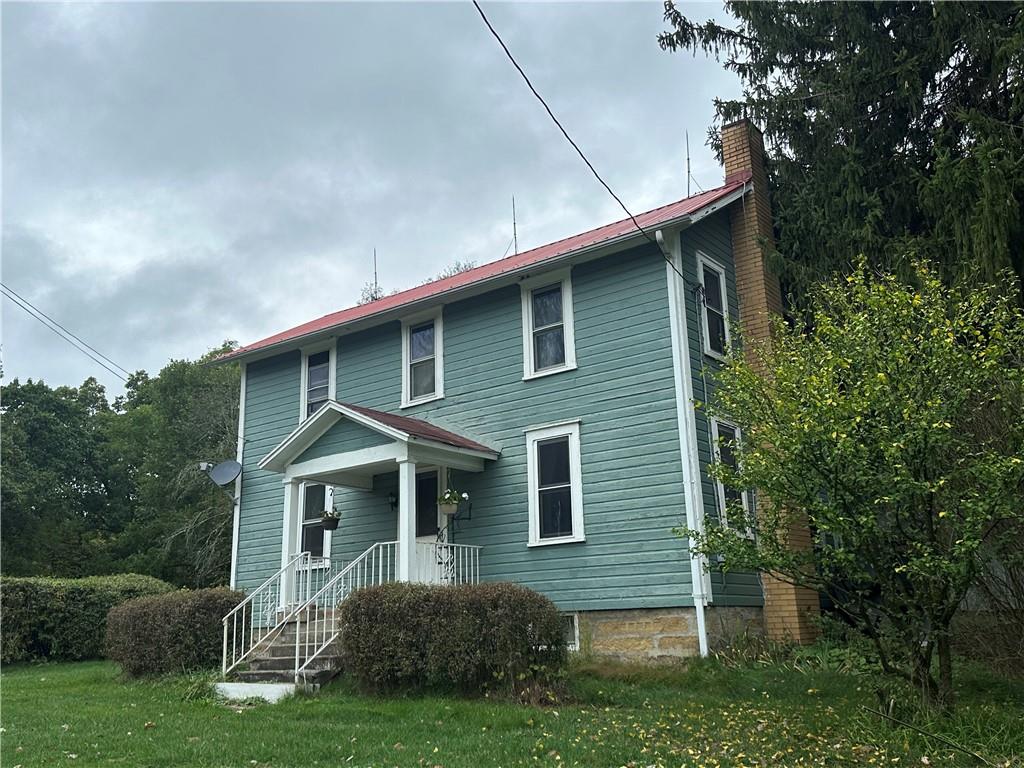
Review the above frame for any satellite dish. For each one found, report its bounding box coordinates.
[207,460,242,486]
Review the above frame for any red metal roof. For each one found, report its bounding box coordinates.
[343,402,495,455]
[224,175,750,361]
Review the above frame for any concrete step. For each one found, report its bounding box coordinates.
[248,654,341,672]
[251,642,340,660]
[233,663,341,686]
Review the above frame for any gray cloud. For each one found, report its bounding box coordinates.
[2,1,738,395]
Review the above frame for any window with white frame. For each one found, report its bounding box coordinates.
[561,613,580,652]
[710,418,753,536]
[526,421,584,546]
[698,254,730,358]
[521,273,577,379]
[300,483,333,559]
[402,312,444,407]
[303,349,332,418]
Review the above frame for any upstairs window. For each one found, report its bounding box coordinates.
[521,273,577,379]
[698,254,730,359]
[303,349,332,418]
[526,420,584,546]
[401,311,444,407]
[711,418,753,537]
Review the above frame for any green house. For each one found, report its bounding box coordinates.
[218,122,816,687]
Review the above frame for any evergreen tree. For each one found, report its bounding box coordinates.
[660,2,1024,299]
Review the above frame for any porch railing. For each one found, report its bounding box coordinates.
[292,541,399,682]
[292,541,482,682]
[415,541,481,585]
[222,551,312,676]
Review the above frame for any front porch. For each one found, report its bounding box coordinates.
[261,400,498,588]
[222,402,499,683]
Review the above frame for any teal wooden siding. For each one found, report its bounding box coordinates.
[233,214,760,610]
[678,213,764,607]
[294,418,391,464]
[326,243,690,612]
[235,351,301,589]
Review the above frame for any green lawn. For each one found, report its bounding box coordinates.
[2,659,1021,767]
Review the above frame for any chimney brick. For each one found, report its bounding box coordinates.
[721,119,820,644]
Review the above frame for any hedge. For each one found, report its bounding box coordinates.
[105,587,243,676]
[339,582,566,695]
[1,574,175,664]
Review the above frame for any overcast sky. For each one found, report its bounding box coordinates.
[2,1,738,396]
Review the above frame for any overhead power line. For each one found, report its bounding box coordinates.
[1,283,130,383]
[471,0,691,284]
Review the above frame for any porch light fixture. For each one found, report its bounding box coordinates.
[387,492,398,512]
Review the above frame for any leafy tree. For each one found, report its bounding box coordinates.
[693,262,1024,709]
[0,344,239,587]
[659,2,1024,298]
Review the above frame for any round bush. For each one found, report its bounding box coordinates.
[339,582,566,695]
[105,587,242,677]
[1,574,175,664]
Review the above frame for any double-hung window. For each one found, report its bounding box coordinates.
[300,483,333,559]
[401,311,444,407]
[526,420,584,546]
[302,347,334,419]
[698,254,730,359]
[710,418,753,537]
[521,272,577,379]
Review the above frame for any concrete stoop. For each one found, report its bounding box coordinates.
[226,612,342,691]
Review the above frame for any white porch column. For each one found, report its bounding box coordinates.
[280,479,301,608]
[397,460,417,582]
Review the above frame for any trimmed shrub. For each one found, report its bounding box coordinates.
[1,574,175,664]
[339,582,566,696]
[105,588,242,676]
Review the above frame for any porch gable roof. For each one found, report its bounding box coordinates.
[258,401,499,475]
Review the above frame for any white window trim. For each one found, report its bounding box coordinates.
[520,271,578,381]
[526,420,585,547]
[298,481,334,567]
[299,341,337,421]
[709,417,754,539]
[401,309,444,408]
[697,252,730,362]
[563,612,580,652]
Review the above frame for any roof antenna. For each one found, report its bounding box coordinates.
[686,130,691,198]
[373,247,379,296]
[512,195,518,256]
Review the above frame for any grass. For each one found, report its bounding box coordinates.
[2,657,1021,767]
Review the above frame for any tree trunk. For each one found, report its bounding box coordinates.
[936,633,955,712]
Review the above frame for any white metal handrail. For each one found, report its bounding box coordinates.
[221,551,334,676]
[292,541,398,682]
[415,541,482,585]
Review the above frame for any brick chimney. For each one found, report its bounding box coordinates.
[721,119,820,644]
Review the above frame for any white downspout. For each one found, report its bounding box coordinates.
[229,363,246,590]
[659,228,710,657]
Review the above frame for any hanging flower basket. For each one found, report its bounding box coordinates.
[321,510,341,531]
[438,489,469,517]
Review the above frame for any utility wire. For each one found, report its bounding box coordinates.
[1,281,132,377]
[471,0,693,286]
[1,285,129,383]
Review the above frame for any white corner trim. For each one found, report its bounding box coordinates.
[663,228,710,657]
[696,251,731,361]
[520,270,577,380]
[525,420,585,547]
[401,309,445,408]
[299,340,337,421]
[229,362,246,590]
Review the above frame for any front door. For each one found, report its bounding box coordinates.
[415,470,441,583]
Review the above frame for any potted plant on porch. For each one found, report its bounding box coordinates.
[321,508,341,531]
[438,488,468,517]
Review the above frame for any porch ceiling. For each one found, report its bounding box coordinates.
[258,401,499,487]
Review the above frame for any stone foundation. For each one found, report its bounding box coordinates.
[579,606,764,661]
